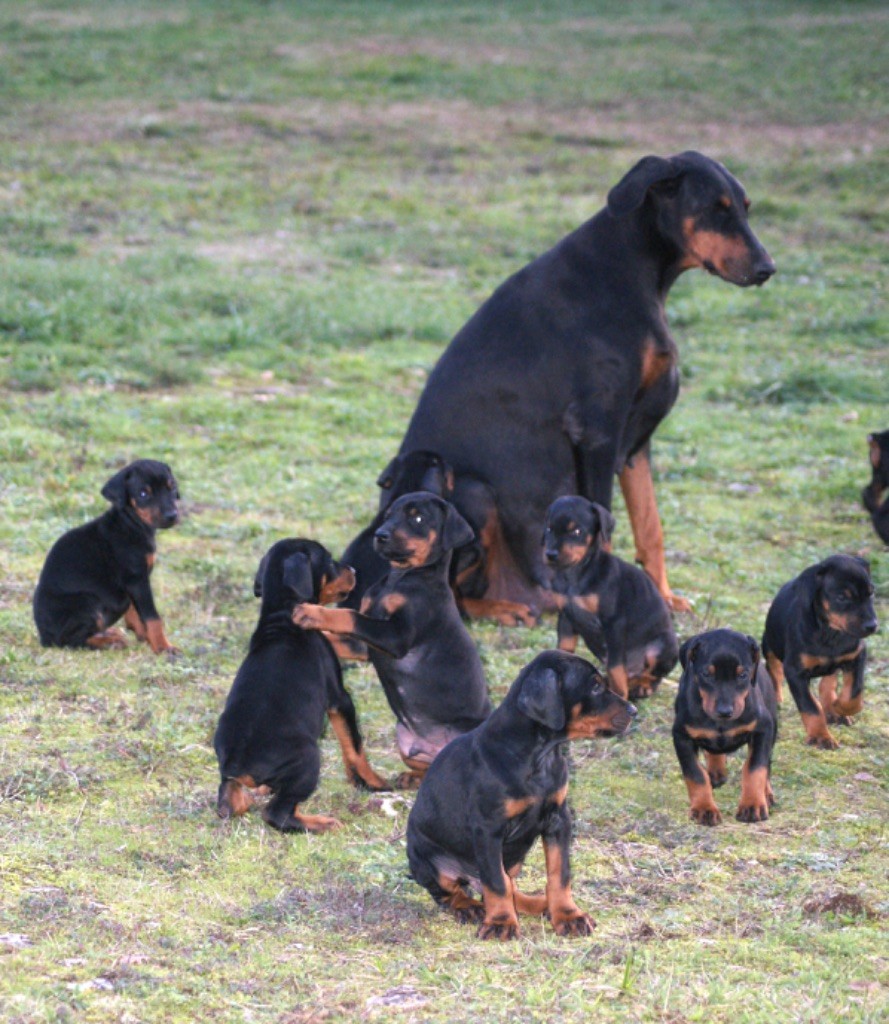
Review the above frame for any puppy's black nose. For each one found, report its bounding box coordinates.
[862,618,878,636]
[544,548,559,564]
[161,510,179,527]
[374,527,391,544]
[716,704,734,720]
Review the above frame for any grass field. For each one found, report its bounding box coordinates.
[0,1,887,1021]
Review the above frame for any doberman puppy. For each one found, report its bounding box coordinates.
[762,555,877,750]
[672,629,777,826]
[340,450,455,612]
[214,539,389,833]
[388,151,774,620]
[407,650,635,940]
[340,449,531,628]
[293,492,491,790]
[542,496,678,700]
[33,459,180,654]
[862,430,889,545]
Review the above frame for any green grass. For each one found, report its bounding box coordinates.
[0,2,887,1021]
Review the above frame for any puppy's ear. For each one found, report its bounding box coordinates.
[516,665,566,731]
[281,552,315,603]
[589,502,615,544]
[746,635,761,681]
[440,501,474,551]
[607,155,682,217]
[101,466,131,507]
[853,555,871,575]
[253,553,270,598]
[376,456,401,491]
[679,636,700,670]
[868,435,880,468]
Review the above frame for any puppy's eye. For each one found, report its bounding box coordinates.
[138,488,149,501]
[571,527,583,537]
[412,513,423,525]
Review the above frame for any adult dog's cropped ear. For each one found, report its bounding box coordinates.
[589,501,615,544]
[376,455,401,491]
[679,636,701,670]
[516,665,566,731]
[440,500,475,552]
[101,466,132,507]
[281,552,316,604]
[253,553,270,597]
[606,154,682,217]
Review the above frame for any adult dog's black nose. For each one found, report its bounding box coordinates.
[752,257,776,285]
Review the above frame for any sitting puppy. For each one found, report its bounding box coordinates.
[214,539,389,833]
[33,459,180,654]
[762,555,877,750]
[542,496,678,699]
[293,492,491,790]
[407,650,636,940]
[862,430,889,545]
[673,629,777,826]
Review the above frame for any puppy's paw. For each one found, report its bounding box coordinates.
[690,805,722,827]
[551,911,595,937]
[477,916,520,941]
[736,801,770,824]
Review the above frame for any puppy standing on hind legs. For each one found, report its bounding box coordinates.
[214,539,389,834]
[294,492,491,791]
[407,651,636,940]
[33,459,180,655]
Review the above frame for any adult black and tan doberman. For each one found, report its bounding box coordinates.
[374,151,775,622]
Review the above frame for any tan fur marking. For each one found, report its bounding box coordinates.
[318,567,356,605]
[737,763,770,820]
[619,454,689,611]
[572,593,600,615]
[480,877,520,938]
[818,674,838,716]
[681,218,750,275]
[123,604,148,640]
[801,711,837,748]
[543,839,591,934]
[686,720,757,741]
[640,335,674,390]
[381,592,407,615]
[765,651,785,702]
[293,605,355,634]
[327,709,389,790]
[705,752,728,785]
[289,808,342,833]
[685,776,721,824]
[504,796,537,818]
[145,618,174,654]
